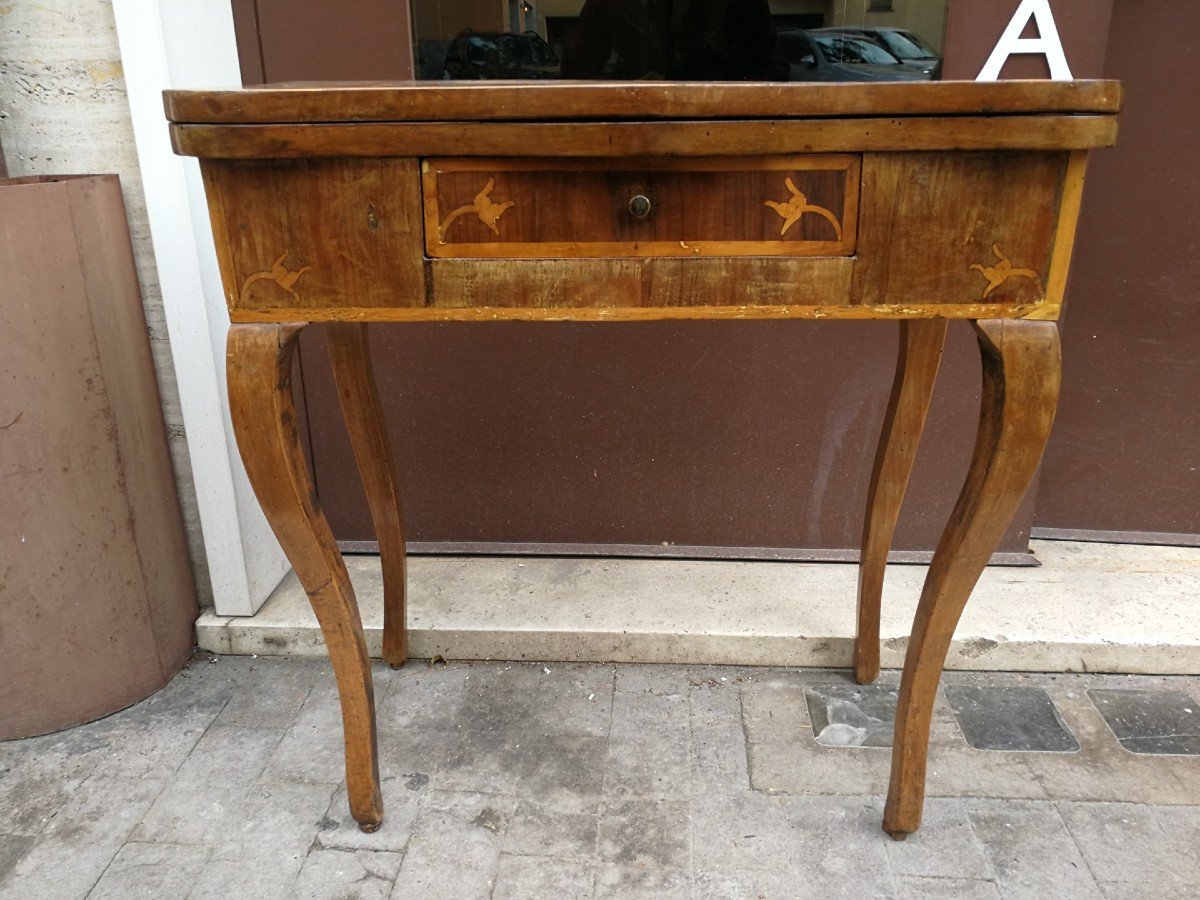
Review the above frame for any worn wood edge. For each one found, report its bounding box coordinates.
[424,240,856,259]
[1020,303,1062,321]
[424,153,860,173]
[164,80,1124,124]
[199,163,242,312]
[227,302,1056,324]
[420,164,442,261]
[339,539,1041,566]
[171,116,1120,159]
[1043,150,1090,308]
[843,156,862,252]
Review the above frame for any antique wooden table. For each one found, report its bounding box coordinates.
[166,80,1121,838]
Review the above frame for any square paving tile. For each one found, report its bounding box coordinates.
[945,685,1079,752]
[2,658,1199,900]
[1088,689,1200,755]
[803,683,897,748]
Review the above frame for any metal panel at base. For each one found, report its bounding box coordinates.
[0,175,197,739]
[340,541,1039,566]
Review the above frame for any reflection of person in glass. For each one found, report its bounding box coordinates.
[562,0,788,81]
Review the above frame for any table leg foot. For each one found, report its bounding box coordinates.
[883,319,1060,836]
[326,322,409,669]
[856,319,947,685]
[228,323,384,830]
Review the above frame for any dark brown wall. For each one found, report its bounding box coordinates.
[1035,1,1200,539]
[299,320,1037,557]
[942,0,1200,541]
[942,0,1113,80]
[232,0,414,83]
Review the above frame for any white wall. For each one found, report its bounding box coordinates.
[110,0,291,616]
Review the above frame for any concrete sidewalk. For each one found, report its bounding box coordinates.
[2,655,1198,898]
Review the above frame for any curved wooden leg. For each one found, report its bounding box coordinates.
[856,319,948,684]
[326,323,408,668]
[883,319,1060,839]
[228,323,383,832]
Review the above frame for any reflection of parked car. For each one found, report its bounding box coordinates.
[443,30,559,80]
[811,27,942,79]
[778,29,928,82]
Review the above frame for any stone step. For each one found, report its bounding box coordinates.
[195,540,1200,674]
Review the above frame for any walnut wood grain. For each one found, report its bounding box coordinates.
[855,319,948,685]
[883,319,1061,839]
[202,158,425,312]
[428,257,855,311]
[422,155,858,258]
[227,323,383,832]
[1044,151,1090,307]
[172,115,1118,160]
[164,79,1123,124]
[851,152,1067,308]
[326,323,407,668]
[225,301,1054,324]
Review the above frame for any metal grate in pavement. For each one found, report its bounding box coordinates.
[1089,688,1200,755]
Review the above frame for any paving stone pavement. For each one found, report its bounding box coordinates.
[1,654,1198,899]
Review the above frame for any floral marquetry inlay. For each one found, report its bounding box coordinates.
[239,251,311,304]
[765,177,843,241]
[969,243,1044,299]
[439,178,515,239]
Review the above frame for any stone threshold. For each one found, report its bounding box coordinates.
[195,540,1200,675]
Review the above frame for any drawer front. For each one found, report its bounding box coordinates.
[422,155,859,259]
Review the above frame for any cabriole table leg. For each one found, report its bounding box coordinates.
[326,322,409,668]
[227,323,384,832]
[856,319,948,685]
[883,318,1061,839]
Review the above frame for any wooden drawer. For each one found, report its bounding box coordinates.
[421,155,859,259]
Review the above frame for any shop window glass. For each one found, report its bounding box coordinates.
[411,0,947,82]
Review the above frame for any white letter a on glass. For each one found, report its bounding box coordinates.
[977,0,1073,81]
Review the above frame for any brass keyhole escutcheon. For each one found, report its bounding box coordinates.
[628,194,652,219]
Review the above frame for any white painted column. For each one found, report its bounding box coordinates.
[113,0,290,616]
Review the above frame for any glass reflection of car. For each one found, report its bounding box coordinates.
[778,29,927,83]
[443,30,560,80]
[811,27,942,79]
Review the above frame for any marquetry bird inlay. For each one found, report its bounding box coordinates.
[765,177,843,241]
[439,178,515,238]
[239,251,311,303]
[969,243,1044,299]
